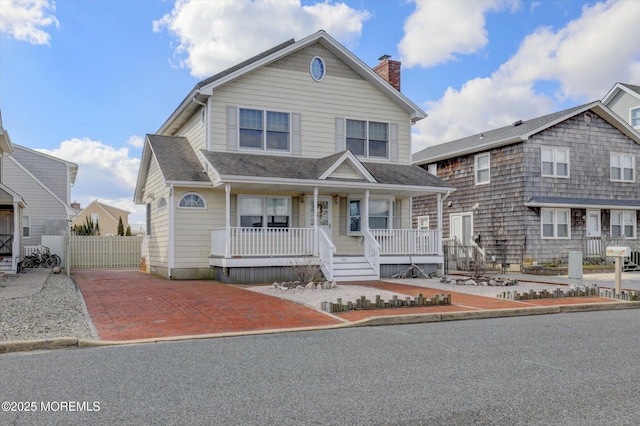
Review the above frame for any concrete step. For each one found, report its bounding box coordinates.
[332,257,378,282]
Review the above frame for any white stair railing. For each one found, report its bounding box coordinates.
[318,228,336,281]
[362,229,380,280]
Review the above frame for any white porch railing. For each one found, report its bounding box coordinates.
[362,229,380,280]
[211,227,316,257]
[370,229,442,255]
[318,228,336,280]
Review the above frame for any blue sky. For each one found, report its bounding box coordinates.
[1,0,639,226]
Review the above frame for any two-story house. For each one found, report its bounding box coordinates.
[0,112,26,273]
[412,101,640,271]
[602,82,640,130]
[134,31,453,282]
[72,200,130,236]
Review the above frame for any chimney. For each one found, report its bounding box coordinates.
[71,202,81,210]
[373,54,401,91]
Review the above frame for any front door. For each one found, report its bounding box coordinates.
[450,212,473,245]
[307,196,332,235]
[586,209,602,257]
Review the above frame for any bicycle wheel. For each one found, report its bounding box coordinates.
[44,256,56,268]
[52,254,61,267]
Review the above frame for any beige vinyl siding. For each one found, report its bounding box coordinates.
[177,108,207,152]
[73,204,118,235]
[173,189,225,269]
[145,157,170,268]
[11,147,71,203]
[3,157,68,245]
[210,66,413,163]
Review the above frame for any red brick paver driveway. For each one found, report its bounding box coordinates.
[73,269,342,341]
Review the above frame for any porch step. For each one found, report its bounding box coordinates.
[332,257,378,282]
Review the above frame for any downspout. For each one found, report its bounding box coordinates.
[438,190,452,258]
[192,95,210,150]
[169,184,175,279]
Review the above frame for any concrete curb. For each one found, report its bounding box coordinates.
[2,301,640,354]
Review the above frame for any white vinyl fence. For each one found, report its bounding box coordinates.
[69,235,143,269]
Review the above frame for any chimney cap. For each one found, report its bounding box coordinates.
[378,54,391,62]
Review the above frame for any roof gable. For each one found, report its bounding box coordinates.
[602,82,640,104]
[158,31,426,135]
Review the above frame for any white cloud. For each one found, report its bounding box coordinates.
[0,0,59,45]
[412,0,640,151]
[127,135,145,149]
[399,0,517,68]
[153,0,371,77]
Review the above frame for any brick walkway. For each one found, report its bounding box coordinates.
[73,269,342,341]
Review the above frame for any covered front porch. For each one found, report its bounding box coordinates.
[209,185,447,282]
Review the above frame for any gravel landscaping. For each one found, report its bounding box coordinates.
[0,273,96,342]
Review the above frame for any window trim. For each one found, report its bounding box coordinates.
[631,107,640,129]
[23,215,31,238]
[157,197,167,210]
[610,153,635,183]
[310,56,326,82]
[237,195,292,229]
[474,153,490,185]
[178,193,207,209]
[347,197,393,235]
[345,118,390,159]
[541,146,570,178]
[610,210,637,239]
[541,208,571,239]
[417,215,430,230]
[238,107,291,153]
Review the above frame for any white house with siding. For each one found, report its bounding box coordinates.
[0,144,78,271]
[134,31,453,283]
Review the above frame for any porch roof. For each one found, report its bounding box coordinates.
[525,196,640,210]
[201,150,454,194]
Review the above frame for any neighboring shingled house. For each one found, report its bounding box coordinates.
[134,30,453,282]
[72,200,130,236]
[412,101,640,271]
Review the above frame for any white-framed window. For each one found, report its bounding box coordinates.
[157,197,167,209]
[427,164,437,176]
[346,119,389,158]
[474,153,490,185]
[22,216,31,238]
[541,147,569,177]
[610,153,635,182]
[417,215,430,230]
[90,213,99,223]
[238,195,291,228]
[239,108,290,151]
[611,210,636,238]
[541,208,570,239]
[631,107,640,129]
[178,193,206,209]
[348,198,391,234]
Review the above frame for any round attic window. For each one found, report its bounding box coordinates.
[310,56,325,81]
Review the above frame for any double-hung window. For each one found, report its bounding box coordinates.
[348,199,391,233]
[611,210,636,238]
[631,107,640,129]
[610,153,635,182]
[238,196,291,229]
[541,147,569,177]
[239,108,290,151]
[23,216,31,238]
[475,153,490,184]
[541,208,570,239]
[346,119,388,158]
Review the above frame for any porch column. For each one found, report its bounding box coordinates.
[437,192,443,255]
[313,187,318,254]
[363,189,370,231]
[13,202,19,272]
[225,183,231,258]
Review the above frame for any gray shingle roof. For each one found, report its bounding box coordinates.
[620,83,640,96]
[201,150,452,189]
[412,102,592,164]
[147,135,210,183]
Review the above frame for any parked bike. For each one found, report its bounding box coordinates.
[20,246,61,269]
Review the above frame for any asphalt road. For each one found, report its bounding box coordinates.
[1,310,639,425]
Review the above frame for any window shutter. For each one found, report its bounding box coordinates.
[230,194,237,227]
[393,199,402,229]
[389,123,399,162]
[292,196,300,227]
[227,106,238,151]
[338,197,347,235]
[335,117,345,152]
[291,113,302,156]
